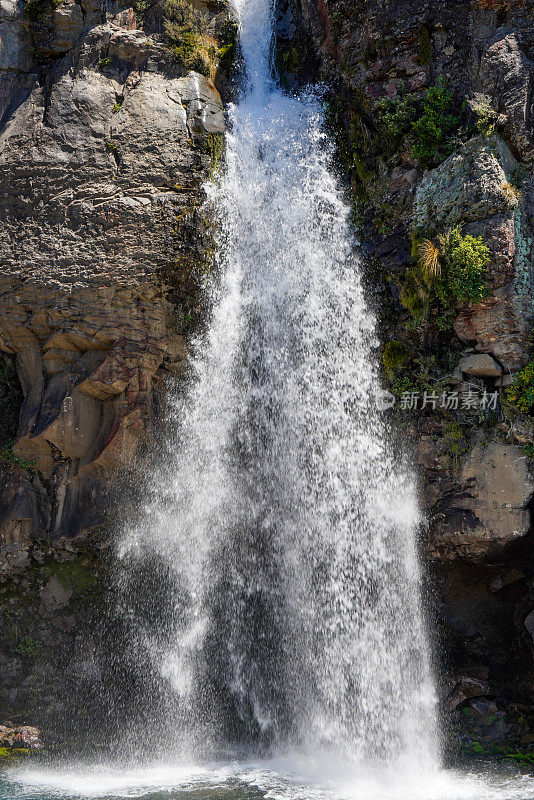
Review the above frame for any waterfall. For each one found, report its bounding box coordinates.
[117,0,440,771]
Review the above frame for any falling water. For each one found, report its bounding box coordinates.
[116,0,439,772]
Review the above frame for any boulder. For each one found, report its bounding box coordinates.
[0,724,42,750]
[453,289,531,372]
[413,135,517,231]
[459,353,502,378]
[428,438,534,561]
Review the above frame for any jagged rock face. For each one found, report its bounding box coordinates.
[0,0,228,549]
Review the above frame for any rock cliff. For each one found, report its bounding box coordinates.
[0,0,234,740]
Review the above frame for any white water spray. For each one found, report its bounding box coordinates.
[117,0,439,770]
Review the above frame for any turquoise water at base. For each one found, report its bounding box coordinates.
[1,757,534,800]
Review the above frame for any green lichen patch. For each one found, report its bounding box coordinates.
[41,559,98,597]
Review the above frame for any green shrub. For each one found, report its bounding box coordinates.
[166,25,210,76]
[383,341,407,377]
[412,80,460,162]
[402,226,489,322]
[442,421,469,468]
[164,0,208,33]
[133,0,148,21]
[391,374,417,399]
[23,0,61,19]
[374,94,418,156]
[506,361,534,415]
[437,226,490,304]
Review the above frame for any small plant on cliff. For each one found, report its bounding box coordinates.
[23,0,61,19]
[412,80,461,163]
[205,133,225,175]
[374,94,418,156]
[382,341,407,378]
[471,93,498,136]
[501,181,523,208]
[442,421,469,469]
[418,239,441,278]
[506,361,534,415]
[0,443,34,470]
[403,226,489,320]
[437,226,490,304]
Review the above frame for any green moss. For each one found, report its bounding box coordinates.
[383,341,407,377]
[14,635,44,662]
[506,362,534,416]
[41,559,97,596]
[217,19,238,78]
[418,27,432,65]
[205,132,225,175]
[442,421,469,468]
[282,46,299,74]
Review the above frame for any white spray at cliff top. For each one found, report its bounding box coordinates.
[114,0,440,769]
